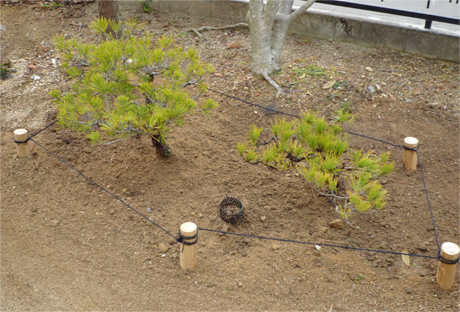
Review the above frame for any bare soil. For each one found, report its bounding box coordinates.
[1,2,459,311]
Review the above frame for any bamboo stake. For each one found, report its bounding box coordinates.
[403,137,418,171]
[179,222,197,270]
[436,242,460,290]
[14,129,30,157]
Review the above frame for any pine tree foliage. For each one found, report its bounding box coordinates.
[50,17,217,155]
[238,111,394,219]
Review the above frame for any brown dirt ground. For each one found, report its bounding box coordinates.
[1,2,459,311]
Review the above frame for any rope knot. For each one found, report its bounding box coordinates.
[438,250,460,265]
[404,145,419,151]
[177,230,198,252]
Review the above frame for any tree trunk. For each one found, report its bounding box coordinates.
[98,0,121,39]
[151,133,172,158]
[248,0,316,76]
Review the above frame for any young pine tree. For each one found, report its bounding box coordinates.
[238,111,394,220]
[50,17,217,157]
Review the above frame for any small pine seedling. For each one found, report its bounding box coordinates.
[237,110,394,220]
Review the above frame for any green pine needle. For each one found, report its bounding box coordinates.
[237,142,247,156]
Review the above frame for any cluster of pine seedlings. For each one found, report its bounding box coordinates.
[50,17,217,157]
[237,111,394,219]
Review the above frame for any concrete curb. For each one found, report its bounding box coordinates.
[125,0,459,62]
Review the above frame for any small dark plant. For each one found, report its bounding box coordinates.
[0,61,12,80]
[139,0,153,13]
[0,64,8,80]
[41,2,62,9]
[294,64,325,78]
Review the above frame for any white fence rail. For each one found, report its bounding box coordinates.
[334,0,459,19]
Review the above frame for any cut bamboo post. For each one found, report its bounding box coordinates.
[436,242,460,290]
[179,222,197,270]
[403,137,418,171]
[14,129,30,157]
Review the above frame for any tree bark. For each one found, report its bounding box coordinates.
[98,0,121,39]
[151,133,172,158]
[248,0,280,76]
[248,0,316,76]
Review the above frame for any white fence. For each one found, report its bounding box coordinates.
[336,0,459,19]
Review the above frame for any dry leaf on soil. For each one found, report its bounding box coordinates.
[401,248,410,266]
[322,80,337,89]
[227,40,243,49]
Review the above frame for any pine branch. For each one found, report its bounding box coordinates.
[311,183,350,200]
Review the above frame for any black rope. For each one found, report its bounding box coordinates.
[344,131,421,152]
[18,94,454,265]
[417,150,441,252]
[208,88,301,118]
[178,231,198,252]
[198,228,437,260]
[29,138,179,241]
[14,120,57,144]
[343,131,406,149]
[14,138,29,144]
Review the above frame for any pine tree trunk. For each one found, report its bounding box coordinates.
[98,0,121,39]
[151,133,172,158]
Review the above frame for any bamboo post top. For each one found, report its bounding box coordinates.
[404,137,418,147]
[441,242,460,258]
[14,129,28,137]
[180,222,197,234]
